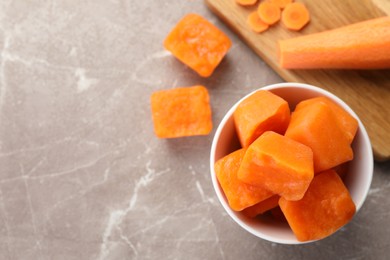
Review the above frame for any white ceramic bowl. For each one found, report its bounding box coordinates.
[210,82,373,244]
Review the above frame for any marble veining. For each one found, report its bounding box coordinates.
[0,1,389,259]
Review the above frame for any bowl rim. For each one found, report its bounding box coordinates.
[210,82,374,244]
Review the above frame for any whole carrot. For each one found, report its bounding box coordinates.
[279,17,390,69]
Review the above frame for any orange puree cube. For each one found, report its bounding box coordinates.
[295,97,358,143]
[150,85,212,138]
[237,131,314,201]
[242,195,280,218]
[285,101,353,173]
[233,90,290,148]
[214,148,274,211]
[164,13,232,77]
[279,169,356,242]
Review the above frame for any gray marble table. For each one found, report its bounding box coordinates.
[0,1,389,259]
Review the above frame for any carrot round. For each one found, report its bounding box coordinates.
[236,0,258,6]
[247,11,269,33]
[279,16,390,69]
[281,2,310,31]
[257,2,281,25]
[270,0,293,9]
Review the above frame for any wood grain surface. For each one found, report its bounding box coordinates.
[205,0,390,161]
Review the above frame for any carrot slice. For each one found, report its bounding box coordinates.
[164,13,232,77]
[285,102,353,173]
[279,169,356,242]
[270,0,294,9]
[247,11,269,33]
[281,2,310,31]
[279,16,390,69]
[150,85,212,138]
[236,0,258,6]
[257,2,281,25]
[233,90,290,148]
[215,148,274,211]
[237,131,314,201]
[242,195,280,218]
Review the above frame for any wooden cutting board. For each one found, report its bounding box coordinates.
[205,0,390,161]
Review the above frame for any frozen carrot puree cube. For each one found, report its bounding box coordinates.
[164,13,232,77]
[295,97,358,143]
[233,90,290,148]
[242,195,280,218]
[285,102,353,173]
[279,169,356,242]
[215,148,274,211]
[150,85,212,138]
[237,131,314,201]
